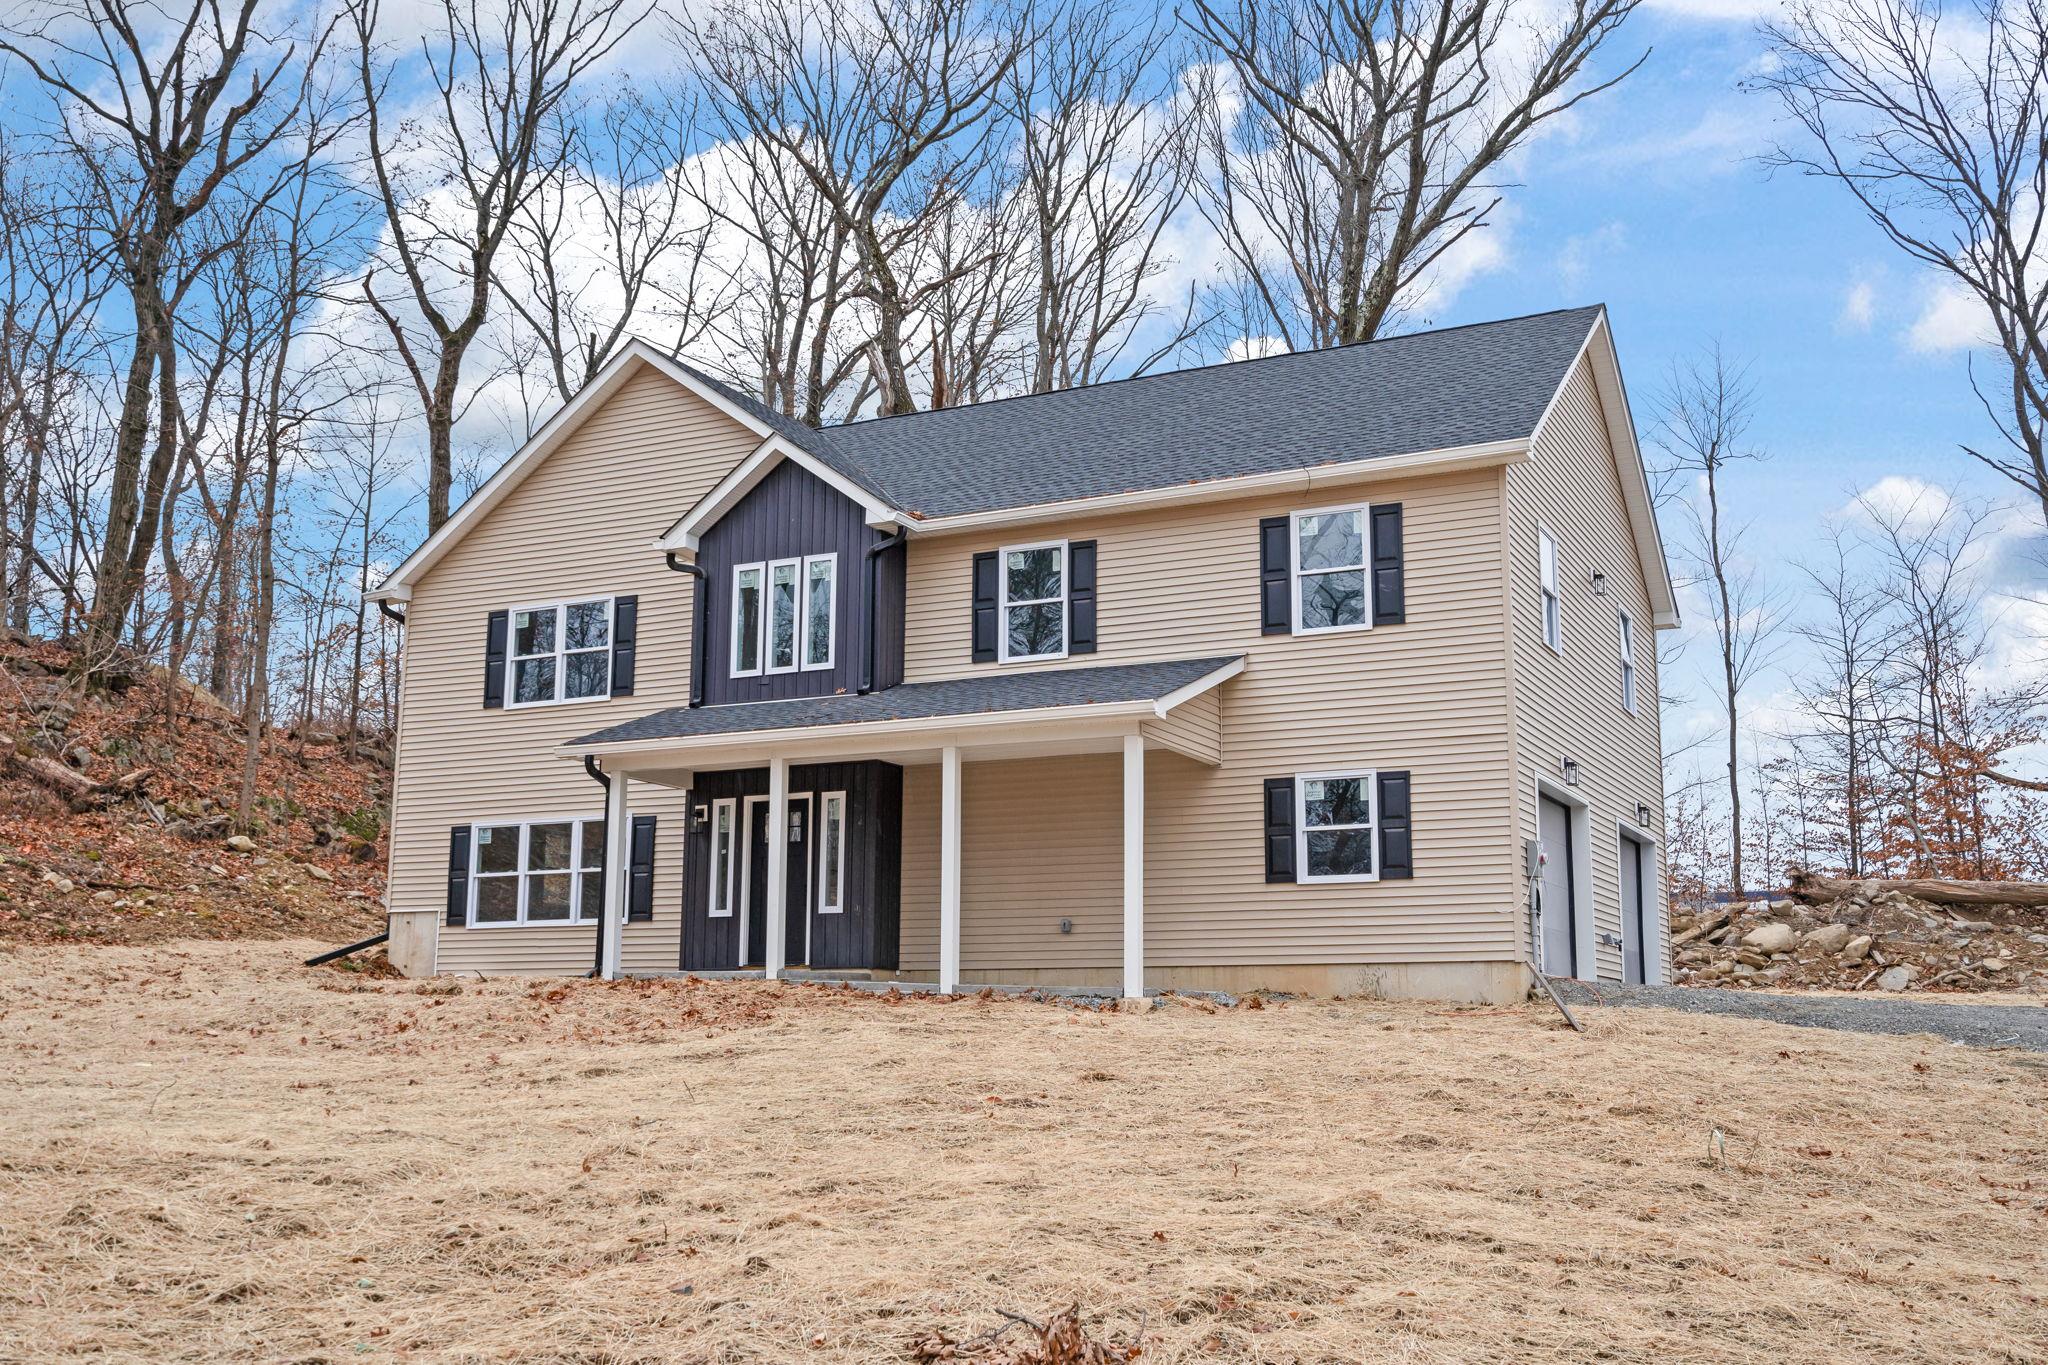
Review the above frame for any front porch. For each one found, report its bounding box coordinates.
[569,656,1244,999]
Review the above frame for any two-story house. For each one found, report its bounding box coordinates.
[366,305,1676,1004]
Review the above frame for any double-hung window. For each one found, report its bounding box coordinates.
[816,791,846,914]
[707,798,737,917]
[1618,608,1638,714]
[1538,529,1562,652]
[1292,506,1370,633]
[731,554,836,677]
[999,540,1066,661]
[508,599,612,705]
[470,819,605,925]
[1296,770,1378,883]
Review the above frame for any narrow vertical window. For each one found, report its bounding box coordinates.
[1291,506,1369,633]
[1538,529,1562,652]
[709,799,735,917]
[803,555,836,670]
[732,565,763,676]
[999,541,1066,661]
[578,821,606,919]
[1618,609,1638,714]
[768,559,800,672]
[817,791,846,913]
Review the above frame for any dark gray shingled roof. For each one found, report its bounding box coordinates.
[681,306,1603,520]
[570,656,1242,747]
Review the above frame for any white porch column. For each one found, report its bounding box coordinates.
[939,744,962,995]
[765,755,789,980]
[600,769,631,980]
[1122,733,1145,1000]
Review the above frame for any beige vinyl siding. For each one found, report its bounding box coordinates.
[1506,356,1667,980]
[1142,687,1221,765]
[387,366,759,975]
[896,469,1521,969]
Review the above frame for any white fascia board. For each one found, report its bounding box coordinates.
[368,339,773,601]
[653,434,903,553]
[564,696,1162,764]
[1529,310,1681,631]
[1151,656,1246,717]
[902,438,1529,540]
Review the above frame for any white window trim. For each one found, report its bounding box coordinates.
[997,538,1070,663]
[503,597,614,709]
[467,818,604,927]
[1295,768,1381,885]
[816,790,847,914]
[731,555,837,678]
[1289,503,1373,637]
[801,553,837,672]
[707,798,737,918]
[1538,528,1562,654]
[1618,607,1638,714]
[730,565,764,678]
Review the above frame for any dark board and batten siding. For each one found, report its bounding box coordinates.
[696,458,906,705]
[679,761,903,972]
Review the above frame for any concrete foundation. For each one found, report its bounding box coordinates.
[891,960,1527,1005]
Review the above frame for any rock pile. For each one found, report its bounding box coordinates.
[1671,885,2048,994]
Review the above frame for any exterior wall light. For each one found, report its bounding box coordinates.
[1636,801,1655,827]
[1561,756,1581,787]
[1590,570,1610,597]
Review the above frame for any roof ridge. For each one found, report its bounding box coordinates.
[820,304,1606,433]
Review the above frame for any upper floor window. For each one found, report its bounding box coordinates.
[509,598,612,706]
[1000,540,1066,662]
[732,554,836,678]
[1618,608,1638,714]
[1292,505,1369,634]
[1538,529,1562,652]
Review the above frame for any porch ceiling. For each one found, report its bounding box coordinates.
[563,655,1242,774]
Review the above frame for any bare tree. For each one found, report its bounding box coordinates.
[1184,0,1645,350]
[1656,346,1783,900]
[0,0,319,676]
[348,0,650,530]
[1007,7,1203,391]
[680,0,1035,415]
[494,85,726,405]
[1757,0,2048,531]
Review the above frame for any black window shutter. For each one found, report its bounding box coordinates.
[1068,540,1097,654]
[610,595,639,697]
[1263,777,1296,883]
[971,551,999,663]
[627,814,657,921]
[1371,503,1405,626]
[446,826,472,926]
[1258,516,1291,635]
[483,610,509,708]
[1377,770,1413,879]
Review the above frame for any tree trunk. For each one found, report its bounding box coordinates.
[1788,870,2048,908]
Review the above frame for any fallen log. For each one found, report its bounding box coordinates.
[1788,869,2048,909]
[3,736,150,811]
[1670,907,1732,948]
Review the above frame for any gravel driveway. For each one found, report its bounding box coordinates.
[1555,980,2048,1052]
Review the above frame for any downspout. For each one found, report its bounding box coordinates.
[584,755,609,978]
[376,600,406,626]
[860,529,906,695]
[665,553,706,708]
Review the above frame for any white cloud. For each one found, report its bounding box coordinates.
[1839,279,1876,332]
[1557,221,1628,293]
[1840,474,1955,534]
[1907,279,1990,352]
[1642,0,1783,21]
[1226,335,1289,362]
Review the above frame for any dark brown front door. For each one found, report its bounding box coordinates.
[743,796,811,967]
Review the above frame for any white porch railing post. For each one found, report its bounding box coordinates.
[765,755,789,980]
[1122,733,1145,1000]
[939,744,962,995]
[600,770,631,980]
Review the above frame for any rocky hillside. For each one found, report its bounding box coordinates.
[0,632,387,948]
[1672,883,2048,994]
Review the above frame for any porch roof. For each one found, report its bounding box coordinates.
[565,655,1242,755]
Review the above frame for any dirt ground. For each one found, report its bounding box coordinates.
[3,941,2045,1364]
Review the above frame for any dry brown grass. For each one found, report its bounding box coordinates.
[2,940,2045,1363]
